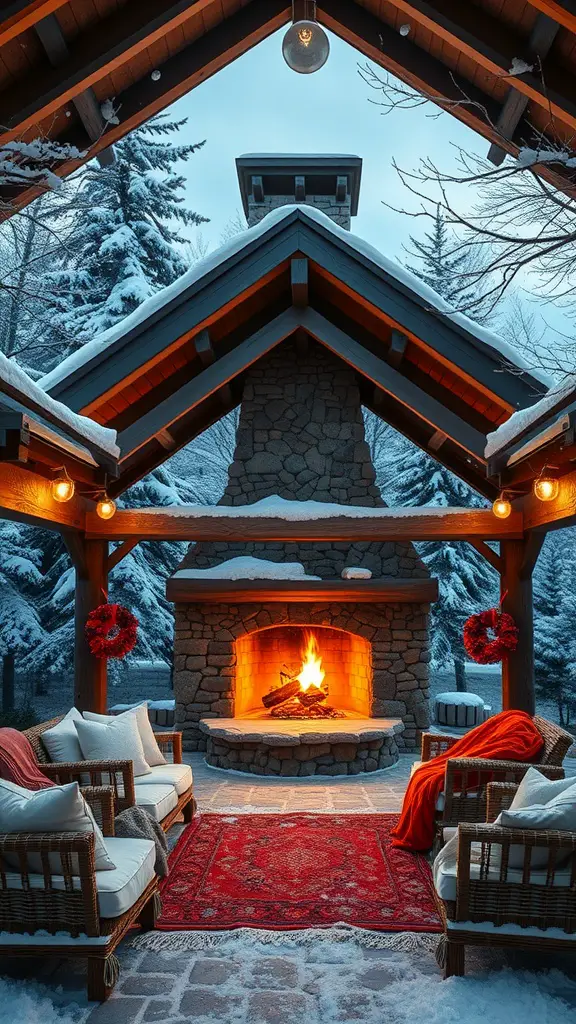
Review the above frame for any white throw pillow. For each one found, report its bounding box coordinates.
[41,707,84,763]
[508,766,576,809]
[84,705,166,768]
[74,714,151,777]
[0,778,115,873]
[499,775,576,869]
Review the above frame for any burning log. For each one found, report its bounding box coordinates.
[271,698,346,719]
[262,678,302,709]
[298,685,327,707]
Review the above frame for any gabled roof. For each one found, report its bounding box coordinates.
[39,204,550,499]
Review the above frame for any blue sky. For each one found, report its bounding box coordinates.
[166,26,568,341]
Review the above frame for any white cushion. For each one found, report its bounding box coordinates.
[41,708,84,763]
[499,773,576,868]
[0,779,115,872]
[135,763,192,796]
[2,837,155,919]
[133,783,178,822]
[84,705,166,768]
[433,831,574,902]
[75,714,151,778]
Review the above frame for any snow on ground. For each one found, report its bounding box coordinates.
[0,351,119,459]
[485,375,576,458]
[40,204,550,392]
[173,556,321,580]
[0,976,84,1023]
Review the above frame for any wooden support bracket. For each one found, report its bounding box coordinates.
[520,532,545,580]
[468,539,502,574]
[107,539,139,573]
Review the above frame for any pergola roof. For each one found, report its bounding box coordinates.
[2,1,576,211]
[40,203,548,500]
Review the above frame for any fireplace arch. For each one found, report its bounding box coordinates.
[234,624,372,719]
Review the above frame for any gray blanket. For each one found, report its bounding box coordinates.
[114,805,169,878]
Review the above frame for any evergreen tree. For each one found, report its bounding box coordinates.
[0,520,46,711]
[534,531,576,727]
[405,206,491,321]
[38,116,207,363]
[393,445,498,690]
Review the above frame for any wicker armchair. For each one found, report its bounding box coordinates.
[420,716,573,838]
[24,718,194,831]
[0,786,160,1001]
[434,779,576,978]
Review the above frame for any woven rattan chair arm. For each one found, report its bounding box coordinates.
[42,759,136,806]
[486,782,519,821]
[421,733,459,761]
[155,731,183,763]
[445,758,564,779]
[0,831,96,854]
[458,822,576,848]
[80,786,115,836]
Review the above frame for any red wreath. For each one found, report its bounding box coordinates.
[463,607,519,664]
[85,603,138,660]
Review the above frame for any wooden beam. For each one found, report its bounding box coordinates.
[74,538,108,713]
[107,539,139,573]
[0,463,85,532]
[386,330,407,369]
[291,258,309,308]
[376,1,574,130]
[521,466,576,532]
[526,1,576,33]
[166,577,440,604]
[488,12,559,164]
[62,530,88,575]
[0,0,69,46]
[155,428,177,451]
[520,532,545,579]
[500,539,536,715]
[428,429,448,452]
[117,308,300,458]
[300,308,488,460]
[85,506,524,542]
[468,539,502,573]
[34,14,115,164]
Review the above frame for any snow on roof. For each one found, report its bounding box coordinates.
[173,556,321,581]
[0,351,119,459]
[129,495,478,520]
[40,204,551,393]
[485,375,576,459]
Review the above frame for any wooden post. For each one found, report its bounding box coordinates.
[74,539,108,712]
[500,539,535,715]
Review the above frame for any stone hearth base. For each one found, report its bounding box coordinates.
[199,718,404,776]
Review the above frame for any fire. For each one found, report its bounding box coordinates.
[296,632,325,692]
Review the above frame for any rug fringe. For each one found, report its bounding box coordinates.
[132,925,439,953]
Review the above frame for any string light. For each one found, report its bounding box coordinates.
[51,468,75,503]
[96,495,117,520]
[533,471,559,502]
[492,494,512,519]
[282,2,329,73]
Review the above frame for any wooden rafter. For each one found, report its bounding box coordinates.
[0,0,69,46]
[0,462,85,532]
[85,506,523,542]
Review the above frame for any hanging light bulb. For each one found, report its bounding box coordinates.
[96,495,117,520]
[282,1,329,74]
[492,494,512,519]
[52,468,75,503]
[533,472,559,502]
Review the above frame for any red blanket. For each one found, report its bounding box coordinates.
[391,710,544,852]
[0,728,53,790]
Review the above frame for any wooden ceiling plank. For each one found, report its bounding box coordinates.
[85,505,524,542]
[0,0,69,46]
[526,0,576,33]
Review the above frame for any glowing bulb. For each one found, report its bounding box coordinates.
[52,473,75,502]
[492,496,512,519]
[282,20,330,73]
[533,476,559,502]
[96,496,117,520]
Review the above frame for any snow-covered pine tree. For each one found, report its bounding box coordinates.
[0,520,46,712]
[534,531,576,727]
[392,444,498,690]
[38,116,207,363]
[405,206,491,321]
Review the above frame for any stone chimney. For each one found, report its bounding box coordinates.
[236,154,362,230]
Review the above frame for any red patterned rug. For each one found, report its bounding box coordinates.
[158,813,441,932]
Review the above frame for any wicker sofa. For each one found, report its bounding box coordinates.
[434,779,576,978]
[0,785,160,1000]
[24,717,195,831]
[417,716,573,841]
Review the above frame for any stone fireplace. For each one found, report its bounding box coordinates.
[169,155,433,773]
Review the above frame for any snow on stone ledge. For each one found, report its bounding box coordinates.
[485,374,576,459]
[134,495,476,520]
[341,567,373,579]
[173,555,321,581]
[0,351,119,459]
[40,203,550,392]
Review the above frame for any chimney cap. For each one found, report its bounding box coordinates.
[236,153,362,217]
